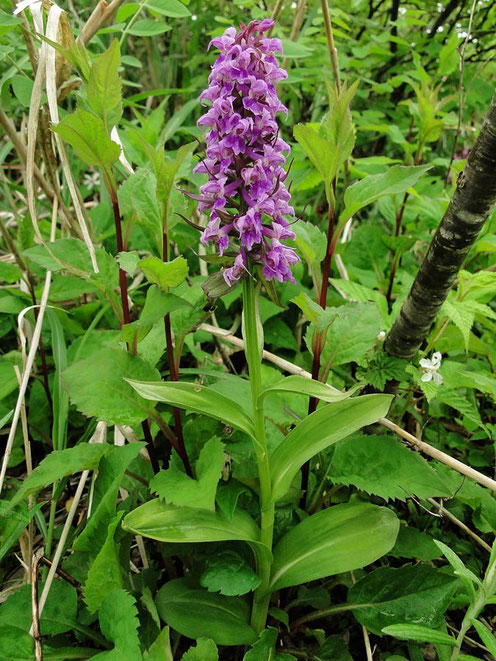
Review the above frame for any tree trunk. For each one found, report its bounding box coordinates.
[386,92,496,359]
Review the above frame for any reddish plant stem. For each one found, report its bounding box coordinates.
[162,231,192,477]
[301,206,336,499]
[110,191,159,474]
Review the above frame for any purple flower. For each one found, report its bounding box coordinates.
[194,19,299,287]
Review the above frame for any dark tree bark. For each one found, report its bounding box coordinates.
[386,92,496,359]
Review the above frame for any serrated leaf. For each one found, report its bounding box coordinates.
[52,108,121,170]
[243,627,278,660]
[181,638,218,661]
[63,348,160,426]
[87,39,122,128]
[442,299,474,350]
[200,550,260,596]
[8,443,109,510]
[330,278,389,325]
[93,590,141,660]
[0,261,22,283]
[140,256,188,290]
[329,434,451,501]
[437,389,484,430]
[293,123,337,184]
[84,513,124,613]
[150,438,225,510]
[348,564,458,635]
[340,165,431,223]
[118,168,162,232]
[117,251,140,276]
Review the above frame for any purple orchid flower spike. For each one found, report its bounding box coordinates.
[193,19,299,292]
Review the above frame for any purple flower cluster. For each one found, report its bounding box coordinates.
[194,19,299,286]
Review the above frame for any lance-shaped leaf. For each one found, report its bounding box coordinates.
[122,499,260,545]
[87,39,122,128]
[156,579,256,646]
[270,394,393,502]
[381,624,455,646]
[258,374,360,407]
[293,123,337,184]
[269,503,399,591]
[127,380,256,439]
[339,164,431,223]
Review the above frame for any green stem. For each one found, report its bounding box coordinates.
[450,593,485,660]
[243,277,275,633]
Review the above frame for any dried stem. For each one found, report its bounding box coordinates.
[31,547,44,661]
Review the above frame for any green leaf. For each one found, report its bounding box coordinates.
[147,0,191,17]
[270,394,392,502]
[118,168,162,232]
[87,39,122,127]
[117,251,140,276]
[270,502,399,590]
[390,523,441,561]
[139,256,188,290]
[258,375,357,407]
[472,620,496,657]
[122,499,260,544]
[441,299,474,350]
[156,578,257,646]
[75,443,145,560]
[434,540,481,600]
[181,638,218,661]
[243,627,279,660]
[340,165,431,223]
[150,438,225,510]
[330,278,389,326]
[84,513,124,612]
[348,564,458,635]
[0,261,22,283]
[8,443,109,510]
[52,108,121,171]
[200,551,261,596]
[312,302,381,367]
[127,380,256,439]
[321,78,359,178]
[128,19,172,36]
[63,348,161,426]
[0,10,22,37]
[381,624,455,646]
[93,590,142,660]
[329,434,451,501]
[122,286,191,344]
[293,123,337,184]
[144,627,173,661]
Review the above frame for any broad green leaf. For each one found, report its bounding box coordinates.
[381,624,455,646]
[293,123,337,184]
[156,578,257,646]
[0,10,22,37]
[181,638,218,661]
[442,299,474,350]
[309,302,381,367]
[139,256,188,290]
[128,19,171,36]
[340,165,431,223]
[127,380,256,439]
[8,443,110,510]
[117,251,140,276]
[293,220,326,272]
[150,437,225,510]
[93,590,142,661]
[348,564,458,635]
[52,108,121,170]
[270,394,393,502]
[147,0,191,17]
[0,628,94,660]
[63,348,161,426]
[122,499,260,544]
[144,627,173,661]
[84,514,124,612]
[87,39,122,128]
[118,168,162,232]
[472,620,496,657]
[330,277,389,325]
[329,434,451,501]
[0,261,22,283]
[258,375,357,407]
[315,635,353,661]
[390,523,441,561]
[270,503,399,590]
[122,286,191,344]
[200,550,261,596]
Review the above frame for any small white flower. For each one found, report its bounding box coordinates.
[83,171,100,190]
[377,330,386,342]
[419,352,443,385]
